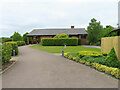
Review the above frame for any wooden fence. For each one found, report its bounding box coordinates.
[101,36,120,61]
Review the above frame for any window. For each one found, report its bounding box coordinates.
[81,34,86,39]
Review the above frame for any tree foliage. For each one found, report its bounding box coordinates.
[87,18,103,44]
[54,33,69,38]
[101,25,117,37]
[12,32,22,41]
[23,32,29,44]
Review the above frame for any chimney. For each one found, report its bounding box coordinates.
[71,26,74,29]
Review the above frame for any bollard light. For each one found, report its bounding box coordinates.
[64,45,66,48]
[13,50,15,56]
[62,48,64,56]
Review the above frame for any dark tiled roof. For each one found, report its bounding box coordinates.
[27,28,87,36]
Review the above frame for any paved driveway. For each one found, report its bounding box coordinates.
[2,45,118,88]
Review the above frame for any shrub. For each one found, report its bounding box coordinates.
[102,53,107,56]
[94,42,101,46]
[105,48,120,68]
[86,40,90,45]
[64,53,68,58]
[1,37,13,43]
[2,43,12,64]
[85,61,91,66]
[79,59,86,64]
[105,67,113,74]
[54,33,69,38]
[82,56,106,65]
[17,41,26,46]
[5,42,18,56]
[77,51,102,58]
[73,57,77,61]
[41,38,78,46]
[68,55,73,60]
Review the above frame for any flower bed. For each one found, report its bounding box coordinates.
[64,51,120,79]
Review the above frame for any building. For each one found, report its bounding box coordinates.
[27,26,88,45]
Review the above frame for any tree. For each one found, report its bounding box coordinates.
[87,18,103,44]
[12,32,22,41]
[54,33,69,38]
[23,32,33,44]
[23,32,29,44]
[101,25,116,37]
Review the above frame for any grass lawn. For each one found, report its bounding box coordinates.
[30,45,101,53]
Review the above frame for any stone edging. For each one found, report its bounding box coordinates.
[0,58,18,75]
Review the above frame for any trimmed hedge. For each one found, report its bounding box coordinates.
[77,51,103,58]
[2,43,12,64]
[64,53,120,79]
[5,42,18,56]
[41,38,78,46]
[17,41,26,46]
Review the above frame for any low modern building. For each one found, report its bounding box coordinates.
[27,26,88,45]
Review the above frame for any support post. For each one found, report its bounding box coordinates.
[36,37,37,44]
[39,36,41,44]
[32,36,33,44]
[27,37,29,45]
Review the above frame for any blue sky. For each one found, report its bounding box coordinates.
[0,0,119,37]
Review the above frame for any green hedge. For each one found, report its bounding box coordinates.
[5,42,18,56]
[1,37,13,43]
[41,38,78,46]
[17,41,26,46]
[2,43,12,64]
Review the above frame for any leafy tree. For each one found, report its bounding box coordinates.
[23,32,29,44]
[101,25,116,37]
[23,32,34,44]
[54,33,69,38]
[87,18,103,44]
[12,32,22,41]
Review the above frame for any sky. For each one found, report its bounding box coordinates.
[0,0,120,37]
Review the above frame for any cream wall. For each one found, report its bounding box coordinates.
[101,36,120,61]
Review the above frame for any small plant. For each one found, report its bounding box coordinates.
[85,61,91,66]
[68,55,73,60]
[73,57,77,61]
[105,48,120,68]
[102,53,107,56]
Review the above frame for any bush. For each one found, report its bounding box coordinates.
[94,42,101,46]
[2,43,12,64]
[86,40,90,45]
[82,56,106,65]
[105,48,120,68]
[41,38,78,46]
[77,51,103,58]
[54,33,69,38]
[1,37,13,43]
[17,41,26,46]
[5,42,18,56]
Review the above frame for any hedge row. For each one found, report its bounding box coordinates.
[5,42,19,56]
[64,53,120,79]
[41,38,78,46]
[17,41,26,46]
[2,43,12,64]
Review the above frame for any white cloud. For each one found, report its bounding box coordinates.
[0,0,119,37]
